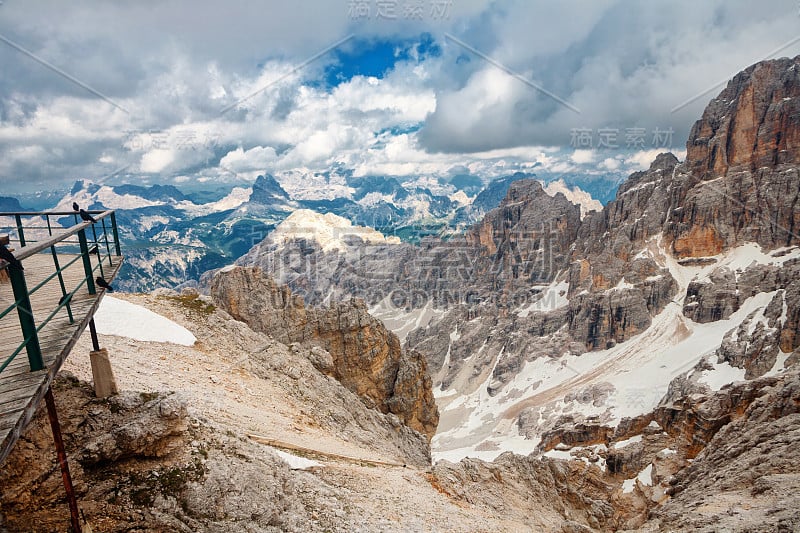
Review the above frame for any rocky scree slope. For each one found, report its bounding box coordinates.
[0,292,433,531]
[210,265,439,441]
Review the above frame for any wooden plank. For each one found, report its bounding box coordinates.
[0,369,47,389]
[0,370,48,387]
[0,410,22,433]
[0,380,42,410]
[0,395,34,426]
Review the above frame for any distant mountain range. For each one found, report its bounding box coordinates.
[3,170,606,291]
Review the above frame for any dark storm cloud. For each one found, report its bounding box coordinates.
[418,0,800,153]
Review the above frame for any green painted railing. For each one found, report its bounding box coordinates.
[0,210,122,374]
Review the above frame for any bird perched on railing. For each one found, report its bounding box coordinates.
[72,202,79,212]
[79,209,97,224]
[0,245,23,271]
[95,276,114,292]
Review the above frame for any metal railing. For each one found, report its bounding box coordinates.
[0,210,122,374]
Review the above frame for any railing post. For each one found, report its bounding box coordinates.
[110,211,121,256]
[51,246,74,324]
[78,228,96,295]
[100,217,113,263]
[14,214,26,247]
[8,265,44,371]
[90,224,105,279]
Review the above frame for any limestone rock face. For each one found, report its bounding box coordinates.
[249,173,290,205]
[559,152,683,349]
[670,56,800,256]
[566,288,655,350]
[647,370,800,531]
[210,266,439,440]
[431,453,616,531]
[0,377,199,532]
[681,258,800,378]
[685,57,800,179]
[466,179,582,286]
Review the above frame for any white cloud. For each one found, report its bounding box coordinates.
[140,149,176,173]
[419,0,799,153]
[220,146,278,172]
[625,148,687,171]
[571,149,596,165]
[0,0,796,193]
[600,157,621,171]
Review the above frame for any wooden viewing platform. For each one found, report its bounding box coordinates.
[0,210,123,532]
[0,253,122,461]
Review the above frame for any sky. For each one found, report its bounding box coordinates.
[0,0,798,194]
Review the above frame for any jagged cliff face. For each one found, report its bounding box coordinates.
[671,56,800,256]
[685,58,800,179]
[210,266,439,441]
[465,179,582,287]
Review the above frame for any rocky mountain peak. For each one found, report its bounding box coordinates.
[268,209,401,252]
[686,55,800,180]
[466,177,581,282]
[667,56,800,257]
[249,174,290,204]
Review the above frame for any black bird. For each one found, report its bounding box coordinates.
[72,202,79,212]
[79,209,96,223]
[0,245,22,271]
[95,276,114,292]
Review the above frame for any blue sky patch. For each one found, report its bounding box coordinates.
[321,33,441,88]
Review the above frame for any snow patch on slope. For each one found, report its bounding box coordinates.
[178,186,251,216]
[449,190,472,206]
[59,182,253,217]
[622,464,653,494]
[95,296,196,346]
[270,209,401,252]
[432,242,783,464]
[56,186,162,212]
[432,238,794,462]
[369,297,445,344]
[543,179,603,218]
[274,169,355,201]
[699,356,747,391]
[271,448,321,470]
[516,281,569,317]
